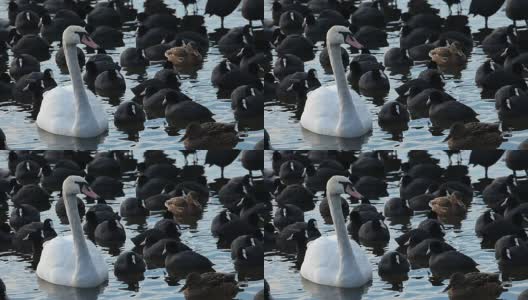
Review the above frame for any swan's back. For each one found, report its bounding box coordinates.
[300,235,372,288]
[300,85,372,138]
[36,235,108,288]
[36,85,108,138]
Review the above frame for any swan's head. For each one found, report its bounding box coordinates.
[62,25,99,49]
[327,175,363,199]
[63,176,99,199]
[327,26,363,49]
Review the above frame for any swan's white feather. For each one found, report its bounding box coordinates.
[36,235,108,288]
[300,235,372,288]
[36,85,108,138]
[300,85,372,138]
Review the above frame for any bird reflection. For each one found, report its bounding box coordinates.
[301,277,370,300]
[37,278,106,300]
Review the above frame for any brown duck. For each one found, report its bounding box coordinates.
[180,122,239,150]
[429,191,467,216]
[443,122,503,150]
[165,43,203,68]
[180,272,239,300]
[165,191,203,217]
[429,41,467,67]
[443,272,504,300]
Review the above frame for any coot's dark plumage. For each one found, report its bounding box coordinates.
[378,251,410,280]
[469,150,504,178]
[428,241,479,278]
[114,251,146,282]
[205,0,242,28]
[469,0,506,28]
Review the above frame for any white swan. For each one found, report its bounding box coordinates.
[36,26,108,138]
[36,176,108,288]
[300,175,372,288]
[300,26,372,138]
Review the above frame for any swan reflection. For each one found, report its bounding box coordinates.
[37,128,106,150]
[37,278,106,300]
[301,277,370,300]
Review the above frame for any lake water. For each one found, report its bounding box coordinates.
[265,150,528,300]
[0,0,263,150]
[265,0,528,150]
[0,150,263,299]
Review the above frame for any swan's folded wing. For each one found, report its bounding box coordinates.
[350,88,373,129]
[86,239,109,282]
[36,236,76,285]
[300,236,341,286]
[37,86,76,130]
[86,89,109,128]
[301,86,341,136]
[351,239,373,282]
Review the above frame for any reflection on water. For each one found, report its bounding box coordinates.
[37,128,107,150]
[37,278,106,300]
[301,128,372,150]
[301,277,370,300]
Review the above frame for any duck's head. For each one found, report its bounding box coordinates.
[327,26,363,49]
[443,272,466,292]
[185,191,202,208]
[179,272,202,292]
[63,26,98,49]
[448,190,466,207]
[180,123,203,141]
[443,122,466,142]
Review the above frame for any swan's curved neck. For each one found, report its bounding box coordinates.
[63,42,94,133]
[328,193,359,276]
[63,191,95,275]
[327,41,357,129]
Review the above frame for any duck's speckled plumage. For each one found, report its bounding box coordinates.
[180,122,239,150]
[444,122,503,149]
